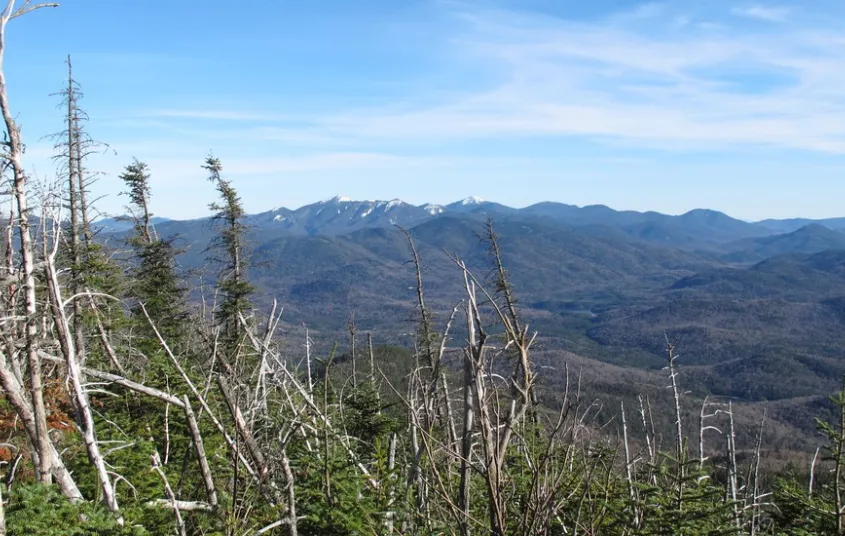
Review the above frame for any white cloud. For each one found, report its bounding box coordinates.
[125,2,845,155]
[143,109,292,121]
[732,5,791,22]
[222,152,450,175]
[297,4,845,153]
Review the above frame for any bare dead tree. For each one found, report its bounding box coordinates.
[42,210,120,516]
[48,55,87,369]
[727,401,740,529]
[748,409,767,536]
[664,335,686,509]
[152,449,186,536]
[458,275,479,536]
[698,396,722,471]
[621,401,639,529]
[348,311,357,391]
[0,0,59,486]
[182,395,218,508]
[810,447,821,497]
[454,256,539,536]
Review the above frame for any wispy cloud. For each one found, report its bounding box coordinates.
[125,2,845,155]
[91,152,448,181]
[222,152,449,175]
[296,3,845,153]
[144,109,293,122]
[732,5,792,22]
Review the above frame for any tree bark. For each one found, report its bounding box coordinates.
[0,0,56,485]
[182,395,218,508]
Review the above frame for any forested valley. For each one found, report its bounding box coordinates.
[0,2,844,535]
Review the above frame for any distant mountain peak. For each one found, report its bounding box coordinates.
[373,199,406,211]
[795,223,835,234]
[422,203,444,215]
[461,196,485,206]
[325,195,353,203]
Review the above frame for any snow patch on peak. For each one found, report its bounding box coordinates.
[461,196,485,206]
[385,199,404,211]
[423,204,444,215]
[273,215,287,222]
[324,195,352,203]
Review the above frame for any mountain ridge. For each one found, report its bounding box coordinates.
[96,196,845,246]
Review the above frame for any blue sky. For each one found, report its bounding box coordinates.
[5,0,845,220]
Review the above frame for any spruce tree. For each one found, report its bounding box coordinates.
[203,155,253,354]
[119,159,186,345]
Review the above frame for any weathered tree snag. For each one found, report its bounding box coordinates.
[62,56,86,370]
[39,351,185,406]
[281,448,297,536]
[151,450,187,536]
[665,336,686,509]
[44,244,120,516]
[217,373,269,479]
[182,395,218,508]
[0,0,59,487]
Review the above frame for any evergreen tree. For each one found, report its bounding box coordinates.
[119,159,187,345]
[203,155,254,354]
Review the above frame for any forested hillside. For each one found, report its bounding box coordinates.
[110,205,845,456]
[1,2,845,536]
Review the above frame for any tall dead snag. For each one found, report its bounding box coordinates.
[453,238,538,536]
[621,401,638,528]
[458,279,477,536]
[748,410,766,536]
[484,220,538,434]
[665,336,686,509]
[43,213,120,516]
[348,312,357,391]
[817,377,845,535]
[0,0,59,486]
[399,225,460,525]
[49,55,86,367]
[726,401,739,527]
[49,55,110,365]
[64,59,104,252]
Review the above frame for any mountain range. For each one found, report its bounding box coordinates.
[96,196,845,451]
[97,194,845,250]
[242,196,777,247]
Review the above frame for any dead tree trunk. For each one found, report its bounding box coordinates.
[182,395,218,508]
[62,55,86,370]
[44,242,120,516]
[665,337,686,509]
[0,0,59,486]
